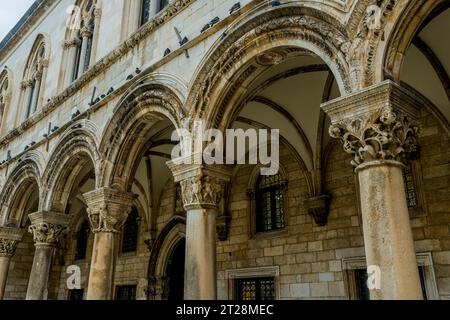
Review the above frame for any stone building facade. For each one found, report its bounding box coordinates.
[0,0,449,300]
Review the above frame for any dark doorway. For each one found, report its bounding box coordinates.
[166,239,185,300]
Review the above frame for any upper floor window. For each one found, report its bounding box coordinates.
[121,207,139,253]
[22,37,48,120]
[0,71,9,129]
[75,219,90,260]
[65,0,99,83]
[140,0,169,26]
[255,174,286,233]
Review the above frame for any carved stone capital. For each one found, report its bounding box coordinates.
[83,187,137,233]
[0,227,25,257]
[28,212,71,246]
[20,80,33,89]
[167,160,231,211]
[304,195,331,227]
[80,26,92,38]
[322,81,421,168]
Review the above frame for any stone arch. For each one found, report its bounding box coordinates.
[369,0,444,84]
[98,81,185,191]
[41,120,100,212]
[0,158,42,226]
[147,215,186,299]
[185,5,351,130]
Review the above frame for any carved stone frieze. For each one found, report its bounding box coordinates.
[179,175,225,210]
[167,160,232,211]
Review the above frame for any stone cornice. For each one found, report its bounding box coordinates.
[0,0,195,150]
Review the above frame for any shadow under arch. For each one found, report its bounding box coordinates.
[146,215,186,300]
[0,158,42,227]
[185,5,351,130]
[98,82,185,191]
[41,121,100,213]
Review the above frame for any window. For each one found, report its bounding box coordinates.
[255,174,286,233]
[140,0,151,26]
[352,267,428,300]
[116,285,137,300]
[68,289,84,300]
[235,278,275,301]
[344,253,439,300]
[22,37,47,119]
[66,0,98,82]
[75,220,90,260]
[158,0,169,12]
[121,207,139,253]
[0,72,8,128]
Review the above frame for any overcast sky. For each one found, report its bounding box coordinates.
[0,0,36,41]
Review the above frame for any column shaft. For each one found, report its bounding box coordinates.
[184,208,217,300]
[357,161,423,299]
[26,244,54,300]
[86,232,116,300]
[0,256,11,299]
[77,36,89,76]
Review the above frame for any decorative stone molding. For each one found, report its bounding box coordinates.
[167,159,232,211]
[322,80,421,168]
[28,212,71,246]
[63,38,81,49]
[0,227,25,257]
[304,195,331,226]
[82,187,137,233]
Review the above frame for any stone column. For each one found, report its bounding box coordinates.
[83,187,137,300]
[26,212,70,300]
[63,38,81,84]
[30,72,42,114]
[0,227,25,299]
[77,27,92,77]
[322,80,423,300]
[167,162,231,300]
[21,80,33,119]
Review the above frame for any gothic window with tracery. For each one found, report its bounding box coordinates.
[22,38,47,119]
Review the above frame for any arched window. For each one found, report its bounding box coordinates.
[22,37,47,119]
[0,72,9,129]
[255,174,286,233]
[75,220,90,260]
[65,0,98,83]
[122,207,139,253]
